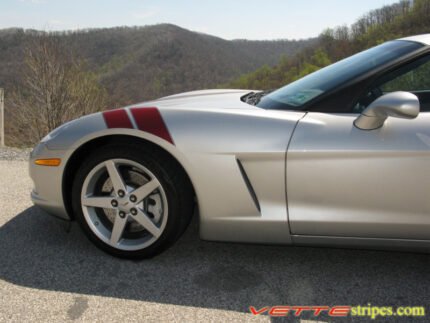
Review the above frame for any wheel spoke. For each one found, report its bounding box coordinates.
[82,196,114,209]
[133,209,162,238]
[110,212,128,245]
[105,160,126,193]
[131,179,160,203]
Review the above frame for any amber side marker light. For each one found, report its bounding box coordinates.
[34,158,61,166]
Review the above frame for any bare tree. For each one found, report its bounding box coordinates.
[9,33,107,145]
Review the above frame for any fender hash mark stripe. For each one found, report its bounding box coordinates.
[103,109,133,129]
[130,107,175,145]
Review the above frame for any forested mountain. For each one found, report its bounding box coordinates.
[0,24,313,106]
[227,0,430,90]
[3,0,430,147]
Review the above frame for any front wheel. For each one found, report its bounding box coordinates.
[71,143,194,259]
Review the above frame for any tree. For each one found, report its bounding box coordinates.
[8,33,107,145]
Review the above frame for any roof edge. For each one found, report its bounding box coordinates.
[398,34,430,45]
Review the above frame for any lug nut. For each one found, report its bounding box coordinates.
[111,200,118,207]
[130,195,137,203]
[118,190,125,197]
[130,208,138,216]
[119,211,126,218]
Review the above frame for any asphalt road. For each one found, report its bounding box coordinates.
[1,160,429,322]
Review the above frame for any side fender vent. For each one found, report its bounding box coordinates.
[236,159,261,213]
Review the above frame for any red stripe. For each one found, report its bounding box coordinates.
[130,107,174,145]
[103,109,133,129]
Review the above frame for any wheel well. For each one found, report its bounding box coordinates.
[62,135,195,220]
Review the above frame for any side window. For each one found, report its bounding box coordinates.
[354,54,430,113]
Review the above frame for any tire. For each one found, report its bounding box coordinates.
[71,142,194,259]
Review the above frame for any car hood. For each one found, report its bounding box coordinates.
[128,89,259,110]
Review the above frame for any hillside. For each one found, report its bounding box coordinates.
[0,24,313,106]
[227,0,430,90]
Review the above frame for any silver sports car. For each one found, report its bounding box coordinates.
[30,34,430,258]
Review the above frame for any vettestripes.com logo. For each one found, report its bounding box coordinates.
[249,304,425,319]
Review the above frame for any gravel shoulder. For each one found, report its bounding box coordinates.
[0,147,31,161]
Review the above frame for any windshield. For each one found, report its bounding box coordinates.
[257,40,423,110]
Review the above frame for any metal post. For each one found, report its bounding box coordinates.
[0,88,4,147]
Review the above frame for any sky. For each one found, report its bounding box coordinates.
[0,0,399,40]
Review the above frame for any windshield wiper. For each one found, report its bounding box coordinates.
[241,90,272,106]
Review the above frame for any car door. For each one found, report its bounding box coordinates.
[287,53,430,240]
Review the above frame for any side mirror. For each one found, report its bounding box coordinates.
[354,91,420,130]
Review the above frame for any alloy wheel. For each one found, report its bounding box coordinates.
[80,159,168,251]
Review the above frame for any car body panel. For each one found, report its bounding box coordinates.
[287,112,430,240]
[161,107,305,243]
[30,142,69,219]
